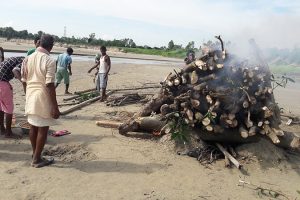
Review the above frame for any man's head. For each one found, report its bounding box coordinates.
[40,34,54,52]
[34,36,40,48]
[100,46,107,55]
[67,47,73,55]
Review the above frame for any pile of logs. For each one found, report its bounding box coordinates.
[119,36,300,150]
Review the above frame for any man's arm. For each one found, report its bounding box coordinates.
[46,83,60,119]
[68,64,72,76]
[105,56,111,78]
[88,62,100,73]
[12,68,21,82]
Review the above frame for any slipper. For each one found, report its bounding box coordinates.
[51,130,71,137]
[31,157,54,168]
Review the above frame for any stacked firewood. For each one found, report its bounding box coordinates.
[133,36,283,144]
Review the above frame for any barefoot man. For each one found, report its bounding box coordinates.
[55,47,73,94]
[88,46,111,101]
[0,56,24,138]
[22,34,60,168]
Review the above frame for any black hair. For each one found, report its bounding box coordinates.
[40,34,54,50]
[67,47,73,54]
[34,36,40,44]
[100,46,107,51]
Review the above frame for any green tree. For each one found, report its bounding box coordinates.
[88,33,96,43]
[185,41,195,50]
[168,40,175,50]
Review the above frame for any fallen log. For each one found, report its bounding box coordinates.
[96,120,122,128]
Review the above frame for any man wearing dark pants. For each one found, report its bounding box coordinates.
[88,46,111,101]
[22,34,60,168]
[55,47,73,94]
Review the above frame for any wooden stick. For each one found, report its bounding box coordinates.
[61,91,113,115]
[74,88,96,94]
[95,120,122,128]
[58,102,79,106]
[63,94,81,101]
[216,143,242,169]
[224,156,231,167]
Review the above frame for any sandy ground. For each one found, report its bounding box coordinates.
[0,51,300,199]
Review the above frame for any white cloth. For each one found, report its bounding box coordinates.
[21,47,56,119]
[98,55,109,74]
[28,114,59,127]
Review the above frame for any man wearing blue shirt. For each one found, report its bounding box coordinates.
[55,47,73,94]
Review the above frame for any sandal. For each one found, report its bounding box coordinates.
[51,130,71,137]
[31,157,54,168]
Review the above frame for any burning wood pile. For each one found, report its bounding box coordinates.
[119,36,300,150]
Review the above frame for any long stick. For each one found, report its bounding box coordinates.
[216,143,242,169]
[60,91,113,115]
[95,120,122,128]
[74,88,96,94]
[58,102,79,106]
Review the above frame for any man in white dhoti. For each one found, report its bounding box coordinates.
[22,34,60,168]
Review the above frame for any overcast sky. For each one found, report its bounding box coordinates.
[1,0,300,48]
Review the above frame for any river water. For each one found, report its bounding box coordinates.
[4,52,182,66]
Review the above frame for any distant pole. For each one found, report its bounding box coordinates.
[64,26,67,37]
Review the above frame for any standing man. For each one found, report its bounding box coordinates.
[26,36,40,56]
[0,56,24,138]
[22,34,60,168]
[88,46,111,101]
[55,47,73,94]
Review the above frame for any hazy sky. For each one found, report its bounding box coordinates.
[1,0,300,48]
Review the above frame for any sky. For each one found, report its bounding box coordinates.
[1,0,300,48]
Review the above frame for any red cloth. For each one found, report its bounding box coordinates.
[0,81,13,114]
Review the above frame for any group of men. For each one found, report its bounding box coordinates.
[0,34,111,168]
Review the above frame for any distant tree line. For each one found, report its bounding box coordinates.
[0,27,198,52]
